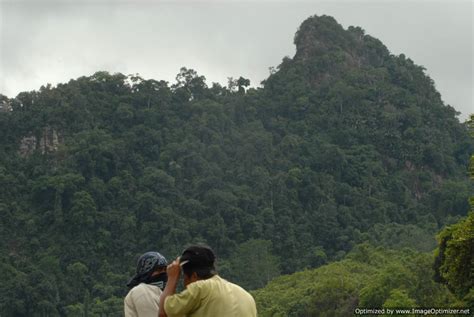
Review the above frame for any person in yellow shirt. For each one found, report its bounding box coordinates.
[159,245,257,317]
[125,251,168,317]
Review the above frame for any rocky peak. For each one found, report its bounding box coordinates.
[294,15,346,60]
[293,15,390,69]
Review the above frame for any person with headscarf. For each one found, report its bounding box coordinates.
[125,251,168,317]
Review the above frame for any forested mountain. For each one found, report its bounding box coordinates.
[0,15,472,315]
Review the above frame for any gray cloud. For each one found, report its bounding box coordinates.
[0,0,472,120]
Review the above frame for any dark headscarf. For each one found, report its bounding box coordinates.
[127,251,168,290]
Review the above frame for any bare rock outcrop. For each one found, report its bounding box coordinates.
[19,127,63,157]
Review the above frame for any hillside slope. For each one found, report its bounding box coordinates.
[253,244,458,316]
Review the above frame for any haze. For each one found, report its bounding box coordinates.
[0,0,472,120]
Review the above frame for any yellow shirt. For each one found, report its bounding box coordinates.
[164,275,257,317]
[124,283,162,317]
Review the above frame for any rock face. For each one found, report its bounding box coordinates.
[39,127,61,153]
[19,136,37,157]
[19,127,62,157]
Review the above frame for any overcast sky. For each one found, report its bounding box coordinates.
[0,0,472,121]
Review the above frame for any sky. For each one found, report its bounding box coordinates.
[0,0,472,121]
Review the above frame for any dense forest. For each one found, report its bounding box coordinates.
[0,15,472,316]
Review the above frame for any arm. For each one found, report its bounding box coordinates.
[124,291,138,317]
[159,258,181,317]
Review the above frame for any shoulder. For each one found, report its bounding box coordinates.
[192,275,251,297]
[127,283,144,296]
[188,275,227,294]
[185,275,219,291]
[221,277,256,302]
[127,283,162,299]
[125,284,161,317]
[212,275,240,288]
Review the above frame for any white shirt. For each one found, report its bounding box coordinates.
[124,283,162,317]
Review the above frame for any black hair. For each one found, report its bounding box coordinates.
[180,245,216,280]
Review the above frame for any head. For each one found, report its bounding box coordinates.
[127,251,168,289]
[136,251,168,276]
[179,245,216,287]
